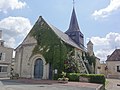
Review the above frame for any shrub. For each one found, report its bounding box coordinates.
[67,73,106,86]
[80,74,106,85]
[67,73,80,81]
[58,72,69,82]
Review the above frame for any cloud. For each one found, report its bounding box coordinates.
[4,37,16,48]
[95,49,114,62]
[0,0,26,13]
[92,0,120,19]
[0,16,32,48]
[90,32,120,61]
[90,37,109,46]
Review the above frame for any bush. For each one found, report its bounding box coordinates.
[58,72,69,81]
[67,73,80,81]
[80,74,106,85]
[67,73,106,86]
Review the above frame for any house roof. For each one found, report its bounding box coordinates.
[106,49,120,61]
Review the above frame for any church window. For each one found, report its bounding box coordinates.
[117,66,120,72]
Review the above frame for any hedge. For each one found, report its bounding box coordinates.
[67,73,106,85]
[67,73,81,81]
[80,74,106,85]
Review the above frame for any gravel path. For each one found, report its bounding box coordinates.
[0,78,102,90]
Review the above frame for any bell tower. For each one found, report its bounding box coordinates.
[65,1,84,48]
[87,40,94,56]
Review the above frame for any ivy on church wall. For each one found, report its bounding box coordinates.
[64,50,80,73]
[84,52,96,74]
[30,19,79,76]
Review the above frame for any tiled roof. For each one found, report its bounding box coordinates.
[107,49,120,61]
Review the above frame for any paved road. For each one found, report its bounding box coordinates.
[0,84,98,90]
[106,79,120,90]
[0,79,101,90]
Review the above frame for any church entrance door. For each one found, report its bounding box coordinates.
[34,58,43,79]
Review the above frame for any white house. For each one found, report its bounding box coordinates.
[0,30,13,77]
[106,49,120,78]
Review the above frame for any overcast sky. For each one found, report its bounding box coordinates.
[0,0,120,62]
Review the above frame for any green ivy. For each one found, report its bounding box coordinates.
[64,50,80,73]
[85,52,96,73]
[30,18,77,77]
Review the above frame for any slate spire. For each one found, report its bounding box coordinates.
[66,7,80,32]
[65,6,84,49]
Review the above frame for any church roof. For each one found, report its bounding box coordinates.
[66,7,80,33]
[106,49,120,61]
[47,19,82,50]
[16,16,83,50]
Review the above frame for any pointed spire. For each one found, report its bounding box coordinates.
[87,40,93,45]
[65,1,84,48]
[66,7,80,32]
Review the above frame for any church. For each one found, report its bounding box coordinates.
[14,6,96,79]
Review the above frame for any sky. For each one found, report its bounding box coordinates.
[0,0,120,62]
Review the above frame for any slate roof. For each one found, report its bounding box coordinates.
[107,49,120,61]
[65,7,84,49]
[16,16,83,51]
[47,21,82,50]
[66,7,80,33]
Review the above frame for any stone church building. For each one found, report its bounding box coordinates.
[14,7,96,79]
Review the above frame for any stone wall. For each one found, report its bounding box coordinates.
[14,35,49,79]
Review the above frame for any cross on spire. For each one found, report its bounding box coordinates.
[73,0,75,7]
